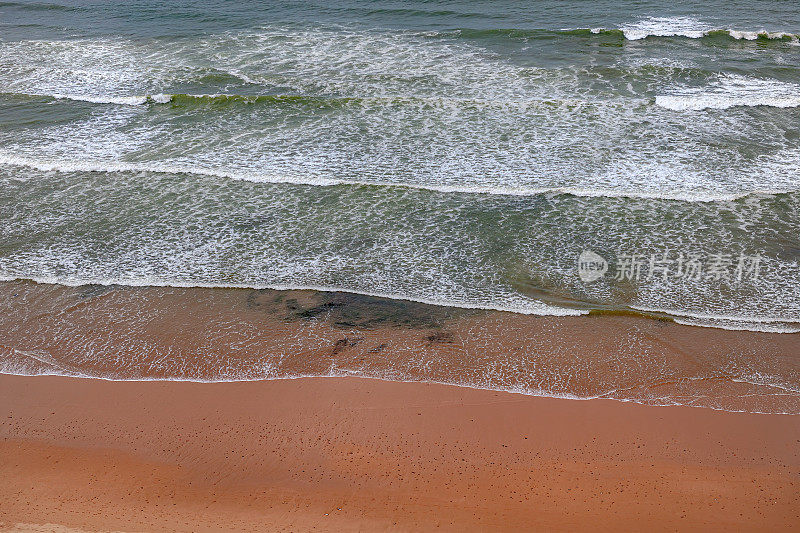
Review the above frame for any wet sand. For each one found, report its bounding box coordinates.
[1,374,799,532]
[1,280,799,413]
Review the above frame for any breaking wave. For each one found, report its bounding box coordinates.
[580,17,799,43]
[656,74,800,111]
[43,93,172,106]
[1,152,791,202]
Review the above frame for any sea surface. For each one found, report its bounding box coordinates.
[1,0,799,333]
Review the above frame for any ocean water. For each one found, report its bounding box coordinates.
[1,0,799,332]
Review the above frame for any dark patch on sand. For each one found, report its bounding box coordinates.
[332,337,364,355]
[426,331,454,344]
[368,343,388,353]
[246,289,478,329]
[77,284,120,299]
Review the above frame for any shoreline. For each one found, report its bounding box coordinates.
[0,371,794,417]
[2,373,799,531]
[4,274,800,334]
[1,279,798,414]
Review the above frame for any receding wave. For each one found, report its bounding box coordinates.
[1,152,790,202]
[1,279,797,414]
[0,273,585,318]
[2,273,797,334]
[631,306,800,334]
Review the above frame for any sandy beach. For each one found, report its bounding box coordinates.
[1,281,798,531]
[1,374,798,531]
[0,281,800,532]
[3,1,800,530]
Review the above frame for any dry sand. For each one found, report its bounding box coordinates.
[1,374,798,532]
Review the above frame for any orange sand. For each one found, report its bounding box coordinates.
[1,374,798,531]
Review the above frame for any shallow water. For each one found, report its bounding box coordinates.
[1,281,798,413]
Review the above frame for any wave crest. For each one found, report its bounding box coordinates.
[581,17,799,43]
[656,74,800,111]
[0,152,794,203]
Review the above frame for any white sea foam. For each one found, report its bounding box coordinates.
[16,85,800,114]
[0,27,550,105]
[49,93,171,105]
[727,29,799,42]
[590,17,798,42]
[0,151,788,202]
[619,16,712,40]
[632,305,800,334]
[672,318,800,334]
[656,74,800,111]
